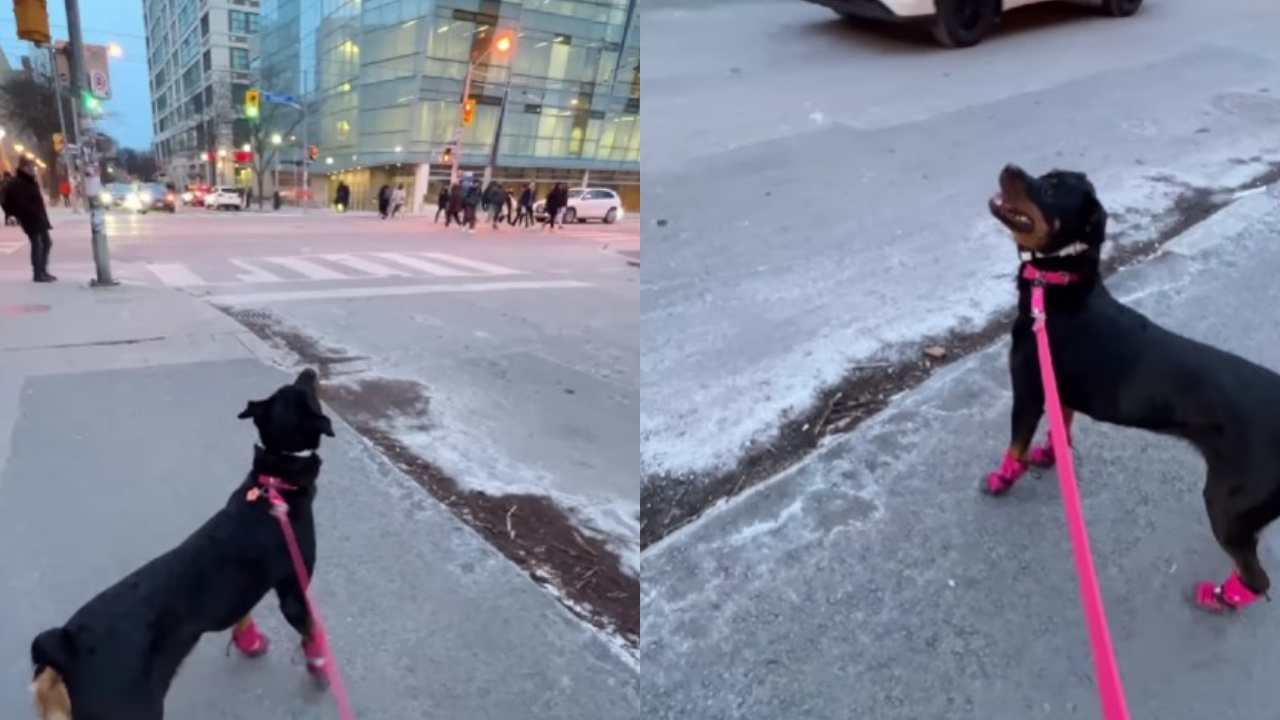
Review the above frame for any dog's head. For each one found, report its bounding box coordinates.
[237,369,334,454]
[989,164,1107,254]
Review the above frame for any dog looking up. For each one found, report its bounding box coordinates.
[31,368,335,720]
[985,163,1280,614]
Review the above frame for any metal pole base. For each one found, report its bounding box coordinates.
[88,277,120,288]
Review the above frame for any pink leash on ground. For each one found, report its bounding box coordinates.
[1029,274,1130,720]
[262,479,355,720]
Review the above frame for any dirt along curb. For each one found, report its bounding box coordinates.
[220,308,639,651]
[641,164,1280,550]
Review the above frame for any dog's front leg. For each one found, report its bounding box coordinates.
[229,615,269,657]
[275,579,330,685]
[983,341,1044,496]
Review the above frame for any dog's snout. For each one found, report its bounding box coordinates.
[999,164,1030,194]
[294,368,319,389]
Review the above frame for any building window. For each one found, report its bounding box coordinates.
[229,10,259,34]
[231,48,251,70]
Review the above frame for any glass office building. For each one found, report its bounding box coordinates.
[255,0,639,211]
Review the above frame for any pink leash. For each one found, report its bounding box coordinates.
[260,477,355,720]
[1026,266,1130,720]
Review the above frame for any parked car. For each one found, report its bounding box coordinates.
[205,186,245,211]
[182,185,210,206]
[534,187,625,224]
[800,0,1143,48]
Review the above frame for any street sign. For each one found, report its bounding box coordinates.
[51,41,112,99]
[263,92,296,106]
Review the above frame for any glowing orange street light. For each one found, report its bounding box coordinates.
[494,34,513,54]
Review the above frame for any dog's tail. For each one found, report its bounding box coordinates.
[31,628,74,720]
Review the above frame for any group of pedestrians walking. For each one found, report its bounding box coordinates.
[433,180,571,233]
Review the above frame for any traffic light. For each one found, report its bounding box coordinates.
[461,98,476,126]
[245,89,260,120]
[13,0,52,44]
[52,133,64,153]
[440,147,453,165]
[307,145,318,162]
[82,91,101,114]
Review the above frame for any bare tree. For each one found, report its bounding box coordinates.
[0,72,61,181]
[189,81,237,185]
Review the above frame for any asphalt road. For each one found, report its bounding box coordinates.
[641,0,1280,490]
[642,182,1280,718]
[0,273,635,717]
[4,208,640,572]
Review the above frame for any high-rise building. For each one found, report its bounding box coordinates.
[255,0,639,211]
[143,0,262,184]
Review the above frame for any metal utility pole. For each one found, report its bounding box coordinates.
[65,0,115,286]
[481,73,512,188]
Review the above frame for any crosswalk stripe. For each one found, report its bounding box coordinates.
[228,259,287,284]
[418,252,523,276]
[0,241,24,256]
[146,263,207,287]
[318,254,412,277]
[257,256,350,280]
[371,252,471,277]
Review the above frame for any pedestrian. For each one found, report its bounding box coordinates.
[335,181,350,212]
[504,186,517,226]
[543,182,567,231]
[1,171,15,226]
[58,178,71,207]
[377,184,391,219]
[390,183,406,218]
[445,183,464,228]
[484,181,505,229]
[516,182,535,228]
[434,186,449,223]
[463,179,482,233]
[1,157,57,282]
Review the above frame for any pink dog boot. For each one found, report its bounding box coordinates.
[1027,436,1057,468]
[981,451,1029,496]
[230,621,269,658]
[1194,571,1263,613]
[303,633,332,688]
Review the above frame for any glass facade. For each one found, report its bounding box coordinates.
[256,0,638,207]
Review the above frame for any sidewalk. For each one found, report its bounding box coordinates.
[0,279,636,718]
[642,189,1280,720]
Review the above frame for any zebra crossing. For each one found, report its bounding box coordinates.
[0,240,24,256]
[145,251,526,288]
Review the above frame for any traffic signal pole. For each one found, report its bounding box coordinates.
[65,0,116,286]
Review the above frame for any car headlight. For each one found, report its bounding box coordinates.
[139,192,153,203]
[98,192,112,204]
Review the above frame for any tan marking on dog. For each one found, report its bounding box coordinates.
[234,615,256,634]
[31,666,72,720]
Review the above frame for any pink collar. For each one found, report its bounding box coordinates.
[1021,264,1079,286]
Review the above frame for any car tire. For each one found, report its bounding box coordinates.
[1099,0,1142,17]
[604,208,618,224]
[930,0,999,49]
[563,208,577,224]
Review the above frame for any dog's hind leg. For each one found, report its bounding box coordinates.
[983,343,1045,496]
[229,615,269,658]
[1194,479,1273,612]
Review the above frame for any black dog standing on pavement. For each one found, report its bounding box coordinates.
[30,369,335,720]
[984,163,1280,614]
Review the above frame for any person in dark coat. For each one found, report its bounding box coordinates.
[483,181,506,229]
[377,184,391,218]
[543,182,568,231]
[435,187,449,223]
[445,183,464,228]
[1,171,16,226]
[515,182,535,228]
[0,158,56,282]
[334,181,350,211]
[462,180,482,232]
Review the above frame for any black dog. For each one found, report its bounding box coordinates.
[31,368,335,720]
[984,163,1280,613]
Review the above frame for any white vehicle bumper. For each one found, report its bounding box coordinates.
[800,0,935,21]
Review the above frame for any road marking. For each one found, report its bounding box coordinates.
[419,252,524,276]
[0,241,24,256]
[371,252,471,277]
[210,279,593,304]
[229,259,287,284]
[145,263,208,287]
[258,256,350,280]
[318,254,413,278]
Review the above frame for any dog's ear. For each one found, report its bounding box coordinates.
[1081,190,1108,246]
[238,399,267,420]
[316,414,335,438]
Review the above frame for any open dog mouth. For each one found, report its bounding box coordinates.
[989,193,1036,233]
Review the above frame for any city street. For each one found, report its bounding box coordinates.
[643,1,1280,719]
[0,206,638,716]
[642,0,1280,539]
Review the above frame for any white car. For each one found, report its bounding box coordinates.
[535,188,625,224]
[802,0,1143,48]
[205,186,245,211]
